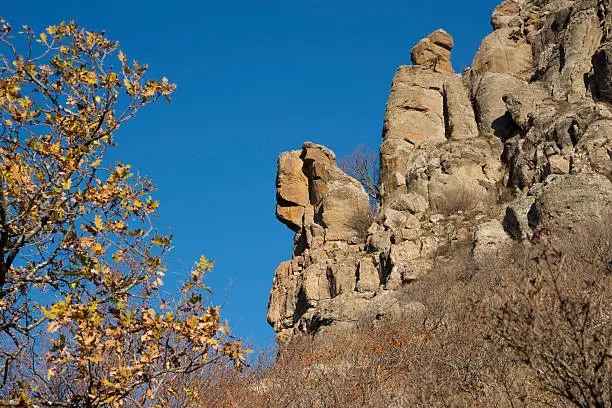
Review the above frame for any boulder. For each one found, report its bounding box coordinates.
[319,179,372,243]
[503,196,536,240]
[274,143,371,243]
[472,220,513,263]
[411,29,454,74]
[366,230,393,253]
[276,151,309,231]
[470,72,524,138]
[532,174,612,232]
[388,192,429,214]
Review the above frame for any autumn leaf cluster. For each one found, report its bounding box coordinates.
[0,18,246,407]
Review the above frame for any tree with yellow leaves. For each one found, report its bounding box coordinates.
[0,18,246,407]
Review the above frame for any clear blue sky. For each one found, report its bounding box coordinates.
[4,0,501,350]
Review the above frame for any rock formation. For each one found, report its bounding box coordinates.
[410,29,455,74]
[268,0,612,341]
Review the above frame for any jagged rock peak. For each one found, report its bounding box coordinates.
[410,29,454,73]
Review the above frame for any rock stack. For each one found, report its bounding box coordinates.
[268,0,612,341]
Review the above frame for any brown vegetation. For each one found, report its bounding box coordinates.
[170,219,611,407]
[435,185,482,215]
[346,205,376,240]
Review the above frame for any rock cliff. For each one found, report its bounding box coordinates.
[268,0,612,341]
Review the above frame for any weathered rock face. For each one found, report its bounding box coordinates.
[472,27,533,76]
[269,0,612,341]
[531,0,605,101]
[276,151,309,231]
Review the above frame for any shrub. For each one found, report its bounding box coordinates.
[176,213,610,408]
[436,184,482,215]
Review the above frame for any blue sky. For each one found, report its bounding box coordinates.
[4,0,501,350]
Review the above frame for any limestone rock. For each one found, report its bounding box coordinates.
[491,0,521,29]
[388,192,429,214]
[379,138,414,199]
[468,72,524,139]
[320,179,372,243]
[356,257,380,293]
[302,141,336,163]
[379,66,447,200]
[472,220,513,263]
[275,142,371,244]
[404,137,505,213]
[276,151,309,206]
[268,0,612,342]
[302,263,331,304]
[572,119,612,176]
[267,260,301,332]
[503,84,552,130]
[366,291,425,323]
[532,174,612,232]
[385,240,430,289]
[276,151,309,231]
[472,28,533,76]
[366,230,393,253]
[429,29,454,50]
[411,29,454,74]
[381,208,410,230]
[382,66,447,147]
[531,0,603,101]
[504,101,612,189]
[503,196,536,240]
[275,205,305,232]
[444,76,479,140]
[380,62,484,200]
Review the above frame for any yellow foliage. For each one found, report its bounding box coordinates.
[0,17,244,407]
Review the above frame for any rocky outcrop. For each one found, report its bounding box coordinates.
[380,31,482,203]
[276,142,371,246]
[531,0,605,101]
[268,0,612,341]
[410,29,455,74]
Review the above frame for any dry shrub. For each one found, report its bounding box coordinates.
[436,184,483,215]
[491,219,612,408]
[435,182,507,218]
[340,144,380,205]
[169,219,610,407]
[347,205,375,240]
